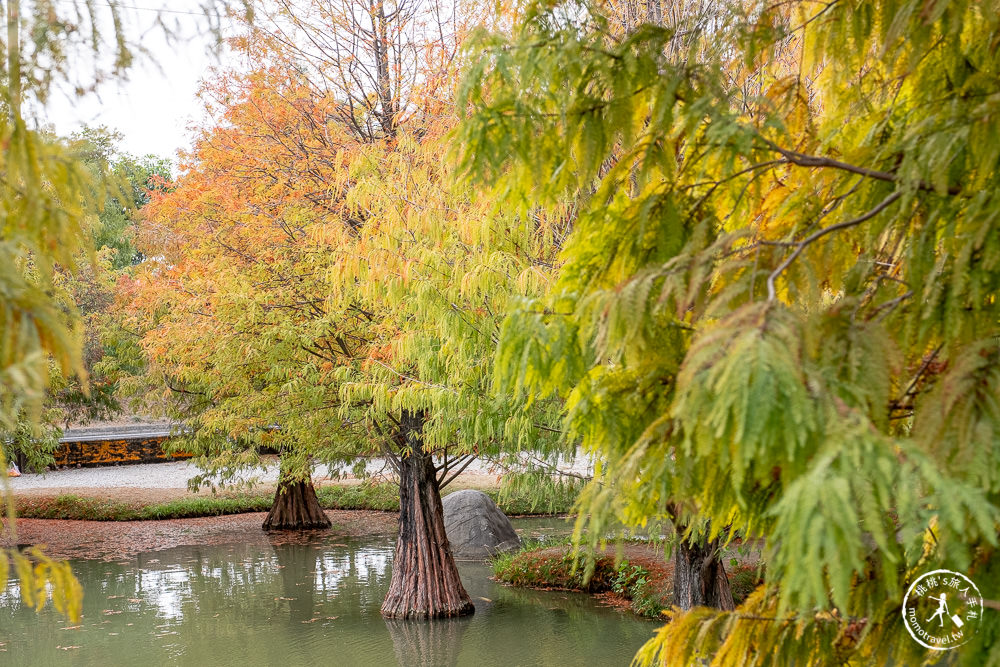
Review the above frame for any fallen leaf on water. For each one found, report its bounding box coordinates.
[127,598,142,603]
[479,597,492,602]
[59,626,83,630]
[102,610,123,615]
[107,595,125,599]
[325,616,339,620]
[301,618,320,623]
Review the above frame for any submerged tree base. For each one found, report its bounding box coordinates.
[381,411,474,619]
[262,479,332,531]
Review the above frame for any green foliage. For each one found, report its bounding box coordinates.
[493,547,609,592]
[0,112,93,628]
[459,0,1000,663]
[726,564,764,608]
[1,411,62,472]
[0,119,92,427]
[75,127,173,270]
[610,561,666,618]
[496,470,583,515]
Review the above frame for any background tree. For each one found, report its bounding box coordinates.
[250,0,465,141]
[458,0,1000,663]
[124,21,570,617]
[51,128,173,430]
[123,63,342,531]
[4,128,172,474]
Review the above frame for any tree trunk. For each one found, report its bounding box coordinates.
[262,470,332,531]
[673,532,735,610]
[381,410,474,619]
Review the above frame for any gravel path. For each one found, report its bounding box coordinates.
[9,461,279,491]
[10,453,592,493]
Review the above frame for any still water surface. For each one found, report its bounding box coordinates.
[0,520,653,666]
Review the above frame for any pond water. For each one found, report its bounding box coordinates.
[0,520,653,666]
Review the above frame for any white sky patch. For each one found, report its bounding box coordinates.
[43,2,244,162]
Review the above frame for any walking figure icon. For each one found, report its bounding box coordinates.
[926,593,950,628]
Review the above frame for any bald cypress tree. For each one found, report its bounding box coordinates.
[458,0,1000,663]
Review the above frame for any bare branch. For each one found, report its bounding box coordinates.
[439,453,478,489]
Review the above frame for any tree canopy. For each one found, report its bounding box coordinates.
[457,0,1000,663]
[123,17,569,614]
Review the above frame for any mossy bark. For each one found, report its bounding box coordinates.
[380,410,474,619]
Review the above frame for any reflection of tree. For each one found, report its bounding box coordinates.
[268,536,318,623]
[141,544,287,632]
[472,585,653,665]
[384,616,471,667]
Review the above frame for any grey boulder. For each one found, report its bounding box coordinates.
[442,489,521,560]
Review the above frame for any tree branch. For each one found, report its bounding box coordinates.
[439,454,477,489]
[766,191,903,301]
[763,141,963,195]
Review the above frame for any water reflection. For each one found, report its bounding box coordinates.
[0,523,651,666]
[385,616,472,667]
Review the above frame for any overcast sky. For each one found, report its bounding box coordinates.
[45,2,243,164]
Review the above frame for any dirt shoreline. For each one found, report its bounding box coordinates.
[2,473,507,562]
[3,509,399,561]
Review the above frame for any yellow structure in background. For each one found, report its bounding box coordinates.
[53,434,192,467]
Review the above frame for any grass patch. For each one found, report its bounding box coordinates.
[492,545,670,619]
[15,494,138,521]
[13,479,579,521]
[138,495,272,519]
[15,493,275,521]
[317,483,400,511]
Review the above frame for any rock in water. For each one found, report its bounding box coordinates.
[442,490,522,560]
